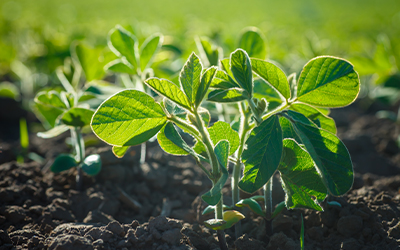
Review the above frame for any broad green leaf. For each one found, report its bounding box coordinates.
[238,27,267,59]
[91,90,167,146]
[33,102,64,128]
[157,123,189,156]
[108,26,138,70]
[239,115,283,193]
[37,125,69,139]
[35,90,67,109]
[179,53,203,105]
[145,78,191,110]
[251,58,290,100]
[230,49,253,94]
[297,56,360,107]
[195,66,217,106]
[278,139,327,211]
[193,121,240,156]
[60,107,94,127]
[236,198,265,217]
[74,43,106,82]
[81,154,102,176]
[105,59,136,75]
[285,110,353,196]
[112,146,130,158]
[140,33,163,71]
[208,88,249,103]
[271,201,286,219]
[202,140,229,206]
[51,154,77,173]
[290,103,336,134]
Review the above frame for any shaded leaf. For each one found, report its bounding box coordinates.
[60,107,94,127]
[278,139,327,211]
[238,27,267,59]
[108,25,138,70]
[157,123,189,156]
[239,115,283,193]
[140,33,163,71]
[81,154,102,176]
[208,88,248,103]
[195,66,217,106]
[51,154,77,173]
[290,103,336,134]
[105,59,136,75]
[179,53,203,105]
[236,198,265,217]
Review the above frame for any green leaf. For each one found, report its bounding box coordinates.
[91,90,167,146]
[279,116,301,141]
[202,140,229,206]
[74,43,106,82]
[278,139,327,211]
[50,154,77,173]
[157,123,189,156]
[251,58,290,100]
[81,154,102,176]
[195,66,217,106]
[297,56,360,107]
[35,90,67,109]
[112,146,130,158]
[230,49,253,94]
[239,115,283,193]
[208,88,249,103]
[238,27,267,59]
[204,219,226,230]
[37,125,69,139]
[210,70,239,89]
[290,103,336,134]
[253,79,283,111]
[220,58,236,80]
[108,25,138,71]
[140,33,163,71]
[195,36,222,67]
[236,198,265,217]
[33,102,64,128]
[285,110,353,196]
[179,52,203,105]
[193,121,240,156]
[271,201,286,219]
[60,107,94,127]
[105,59,136,75]
[145,78,191,110]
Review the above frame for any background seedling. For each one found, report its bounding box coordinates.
[104,25,164,164]
[33,42,109,190]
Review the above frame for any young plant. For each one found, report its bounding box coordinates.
[208,48,360,240]
[104,24,164,163]
[33,42,109,190]
[91,53,245,250]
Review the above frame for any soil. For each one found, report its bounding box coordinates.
[1,97,400,250]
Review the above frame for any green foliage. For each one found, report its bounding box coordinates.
[51,154,77,173]
[81,154,102,176]
[91,89,167,146]
[238,27,267,59]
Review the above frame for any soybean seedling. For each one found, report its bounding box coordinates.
[104,25,164,163]
[33,42,110,190]
[91,53,246,250]
[208,48,360,242]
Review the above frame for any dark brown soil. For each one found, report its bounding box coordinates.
[1,99,400,250]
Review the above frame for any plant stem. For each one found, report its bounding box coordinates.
[140,143,146,165]
[193,110,227,249]
[73,127,85,191]
[264,178,273,220]
[232,102,251,239]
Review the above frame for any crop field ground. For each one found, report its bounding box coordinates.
[1,0,400,249]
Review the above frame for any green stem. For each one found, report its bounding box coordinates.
[264,178,273,220]
[232,102,251,239]
[72,127,85,191]
[193,110,226,248]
